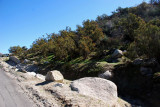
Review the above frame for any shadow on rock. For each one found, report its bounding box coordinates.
[35,81,52,86]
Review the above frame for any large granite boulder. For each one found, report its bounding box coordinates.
[9,56,20,64]
[45,70,64,82]
[112,49,123,58]
[70,77,117,106]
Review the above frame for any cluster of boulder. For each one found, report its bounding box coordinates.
[44,70,118,106]
[7,56,45,80]
[6,56,121,106]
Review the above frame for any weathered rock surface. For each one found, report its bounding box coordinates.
[112,49,123,58]
[45,70,64,82]
[70,77,117,106]
[9,56,20,64]
[35,74,45,81]
[27,72,36,76]
[98,70,112,79]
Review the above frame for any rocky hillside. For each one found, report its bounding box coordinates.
[3,1,160,107]
[0,57,133,107]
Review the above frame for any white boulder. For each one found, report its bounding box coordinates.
[112,49,123,58]
[70,77,117,106]
[45,70,64,82]
[98,70,112,79]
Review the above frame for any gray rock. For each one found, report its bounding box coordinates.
[23,59,30,64]
[140,67,153,76]
[98,70,112,79]
[70,77,117,106]
[25,65,39,72]
[133,58,143,65]
[112,49,123,58]
[123,50,127,53]
[54,83,64,87]
[9,56,20,64]
[45,70,64,82]
[19,68,27,73]
[32,61,36,64]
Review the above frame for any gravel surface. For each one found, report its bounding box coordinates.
[0,68,36,107]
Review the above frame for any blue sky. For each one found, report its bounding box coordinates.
[0,0,147,53]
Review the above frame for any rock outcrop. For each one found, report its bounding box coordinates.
[70,77,117,106]
[45,70,64,82]
[27,72,36,76]
[35,74,45,81]
[9,56,20,64]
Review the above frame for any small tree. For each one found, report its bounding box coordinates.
[51,29,77,61]
[8,46,28,59]
[79,36,95,59]
[77,20,104,47]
